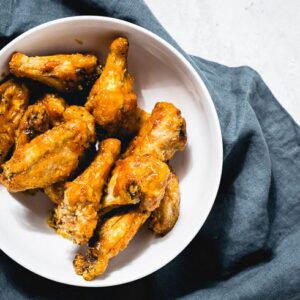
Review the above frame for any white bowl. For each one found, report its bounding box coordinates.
[0,16,222,287]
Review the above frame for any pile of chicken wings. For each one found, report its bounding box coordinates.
[0,37,187,280]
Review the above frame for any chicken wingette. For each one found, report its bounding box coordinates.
[43,105,95,204]
[74,209,150,281]
[148,172,180,236]
[0,80,29,163]
[9,52,98,92]
[85,37,137,135]
[52,139,121,244]
[0,108,95,192]
[124,102,186,161]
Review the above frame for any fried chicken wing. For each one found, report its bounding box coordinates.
[148,172,180,236]
[85,37,137,135]
[124,102,187,161]
[0,116,95,192]
[63,105,95,141]
[15,93,68,149]
[39,93,68,126]
[0,80,29,162]
[15,102,49,149]
[9,52,98,92]
[74,209,150,280]
[52,139,121,244]
[102,155,170,213]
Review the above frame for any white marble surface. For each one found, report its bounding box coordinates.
[146,0,300,125]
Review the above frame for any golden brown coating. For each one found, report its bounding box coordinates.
[63,105,95,142]
[0,118,94,192]
[39,93,68,126]
[148,172,180,236]
[0,80,29,163]
[124,102,187,161]
[9,52,98,92]
[85,37,137,135]
[44,181,65,205]
[52,139,121,244]
[102,155,170,213]
[15,94,68,149]
[15,102,49,149]
[74,209,150,281]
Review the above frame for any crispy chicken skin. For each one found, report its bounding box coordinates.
[74,209,150,280]
[148,172,180,236]
[9,52,98,92]
[39,93,68,126]
[0,80,29,162]
[0,115,95,192]
[15,93,68,149]
[63,105,95,141]
[15,102,49,149]
[124,102,187,161]
[85,37,137,135]
[102,155,170,213]
[53,139,121,244]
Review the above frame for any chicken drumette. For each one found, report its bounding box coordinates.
[52,139,121,244]
[0,80,29,163]
[74,209,150,281]
[9,52,98,92]
[85,37,137,135]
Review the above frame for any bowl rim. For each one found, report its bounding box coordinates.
[0,15,223,287]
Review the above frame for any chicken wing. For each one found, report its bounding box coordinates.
[148,172,180,236]
[15,93,68,149]
[85,37,137,135]
[124,102,187,161]
[63,105,95,141]
[9,52,98,92]
[39,93,68,126]
[52,139,121,244]
[74,209,150,281]
[0,113,95,192]
[102,155,170,213]
[0,80,29,163]
[15,102,49,149]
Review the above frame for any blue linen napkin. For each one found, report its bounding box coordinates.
[0,1,299,299]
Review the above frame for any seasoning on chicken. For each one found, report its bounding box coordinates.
[52,139,121,244]
[124,102,187,161]
[0,110,95,192]
[9,52,98,92]
[102,155,170,213]
[0,80,29,163]
[74,209,150,281]
[85,37,137,135]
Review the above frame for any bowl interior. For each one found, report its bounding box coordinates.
[0,17,222,287]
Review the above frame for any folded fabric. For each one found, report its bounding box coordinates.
[0,1,299,299]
